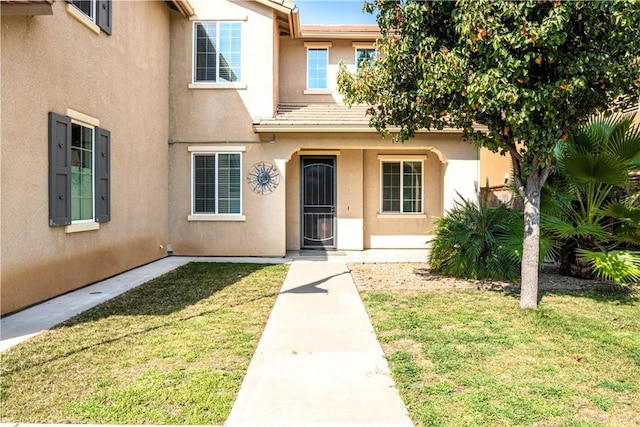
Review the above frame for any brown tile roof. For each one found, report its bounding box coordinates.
[253,103,373,131]
[300,25,380,33]
[298,24,380,40]
[253,103,484,134]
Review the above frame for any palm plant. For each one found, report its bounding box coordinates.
[429,193,523,281]
[543,114,640,285]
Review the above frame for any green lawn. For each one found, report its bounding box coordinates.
[362,289,640,427]
[0,262,288,424]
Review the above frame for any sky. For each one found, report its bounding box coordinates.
[295,0,378,25]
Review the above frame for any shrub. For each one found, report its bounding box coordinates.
[429,195,522,281]
[543,114,640,285]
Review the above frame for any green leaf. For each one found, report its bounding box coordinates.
[576,249,640,285]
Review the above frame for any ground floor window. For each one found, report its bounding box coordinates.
[381,160,423,213]
[192,152,241,215]
[71,122,94,221]
[49,110,110,227]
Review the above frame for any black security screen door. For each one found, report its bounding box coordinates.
[302,157,336,248]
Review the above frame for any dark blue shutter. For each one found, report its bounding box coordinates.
[96,0,112,35]
[95,127,110,222]
[48,112,72,226]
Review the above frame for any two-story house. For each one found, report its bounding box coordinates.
[1,0,506,315]
[167,0,479,257]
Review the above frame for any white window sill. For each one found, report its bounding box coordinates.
[189,83,247,90]
[377,213,427,219]
[188,214,246,222]
[65,222,100,233]
[66,4,101,35]
[304,89,331,95]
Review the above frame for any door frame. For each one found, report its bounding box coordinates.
[300,155,337,249]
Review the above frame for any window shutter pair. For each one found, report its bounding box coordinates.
[48,112,111,226]
[65,0,111,35]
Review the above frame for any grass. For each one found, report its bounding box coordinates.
[361,289,640,427]
[0,262,288,424]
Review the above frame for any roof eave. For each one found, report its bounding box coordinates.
[253,0,296,14]
[253,125,475,134]
[169,0,194,18]
[299,31,380,40]
[289,7,300,38]
[1,0,53,16]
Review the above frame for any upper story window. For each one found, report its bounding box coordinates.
[380,158,424,214]
[303,42,332,93]
[307,48,328,90]
[194,22,242,83]
[355,48,375,70]
[68,0,112,35]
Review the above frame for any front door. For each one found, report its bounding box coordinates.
[301,157,336,248]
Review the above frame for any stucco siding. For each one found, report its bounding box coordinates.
[168,142,287,256]
[169,0,277,142]
[278,133,476,250]
[279,37,362,104]
[480,149,512,188]
[1,1,173,314]
[363,150,441,248]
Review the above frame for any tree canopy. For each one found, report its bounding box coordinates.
[338,0,640,308]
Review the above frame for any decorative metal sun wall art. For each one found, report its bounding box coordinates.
[247,161,280,194]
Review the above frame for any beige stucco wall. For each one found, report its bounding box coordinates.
[169,0,278,143]
[362,149,442,248]
[280,132,476,250]
[167,130,477,255]
[279,36,373,104]
[168,141,287,256]
[167,0,287,256]
[0,1,175,315]
[480,148,512,188]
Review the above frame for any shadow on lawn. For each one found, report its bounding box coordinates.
[503,288,640,306]
[3,263,280,376]
[57,262,273,324]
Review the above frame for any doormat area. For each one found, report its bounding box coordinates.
[298,250,347,257]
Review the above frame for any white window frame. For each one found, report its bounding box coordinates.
[192,21,243,86]
[355,47,376,70]
[66,109,100,229]
[69,0,96,22]
[69,120,95,224]
[379,156,426,215]
[188,147,245,221]
[304,42,332,93]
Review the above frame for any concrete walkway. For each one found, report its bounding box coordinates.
[225,261,413,427]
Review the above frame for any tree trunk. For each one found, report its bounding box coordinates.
[520,176,543,309]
